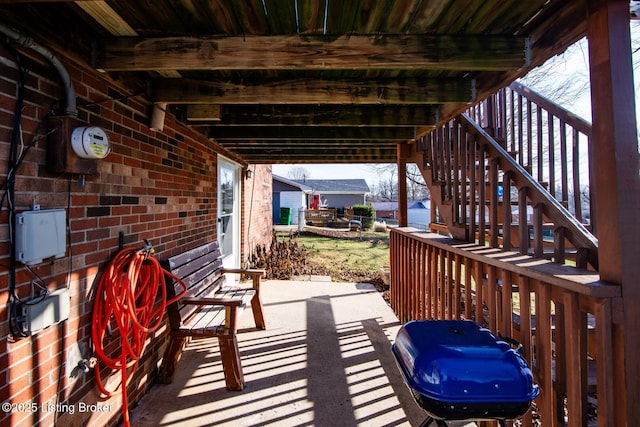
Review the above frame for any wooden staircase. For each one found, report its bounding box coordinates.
[409,82,598,271]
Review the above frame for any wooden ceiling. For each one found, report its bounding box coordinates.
[0,0,593,164]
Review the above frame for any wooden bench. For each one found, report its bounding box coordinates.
[157,241,266,390]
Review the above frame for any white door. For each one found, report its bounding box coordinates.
[218,157,241,270]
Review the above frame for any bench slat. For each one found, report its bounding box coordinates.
[166,241,220,270]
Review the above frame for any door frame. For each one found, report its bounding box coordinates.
[217,156,242,271]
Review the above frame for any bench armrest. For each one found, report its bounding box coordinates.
[222,267,266,290]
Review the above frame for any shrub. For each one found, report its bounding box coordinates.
[352,204,375,229]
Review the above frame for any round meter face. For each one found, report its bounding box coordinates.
[71,126,110,159]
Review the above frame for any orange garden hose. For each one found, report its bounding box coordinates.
[92,244,186,426]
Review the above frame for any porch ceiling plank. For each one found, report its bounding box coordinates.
[208,126,416,141]
[216,140,398,149]
[153,77,475,105]
[233,149,399,164]
[95,34,530,71]
[187,104,440,127]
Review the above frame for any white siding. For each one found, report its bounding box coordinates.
[280,191,306,225]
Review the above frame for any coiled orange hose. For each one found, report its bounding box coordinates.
[92,246,186,426]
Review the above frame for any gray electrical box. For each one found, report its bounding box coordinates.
[20,287,70,335]
[15,209,66,265]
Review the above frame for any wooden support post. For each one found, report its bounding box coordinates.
[397,144,409,227]
[587,0,640,424]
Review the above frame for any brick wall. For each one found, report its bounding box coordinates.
[242,165,273,266]
[0,42,272,426]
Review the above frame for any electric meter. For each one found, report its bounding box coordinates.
[71,126,110,159]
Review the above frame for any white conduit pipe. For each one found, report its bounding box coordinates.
[0,22,77,116]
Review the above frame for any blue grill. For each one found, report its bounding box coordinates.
[392,320,539,427]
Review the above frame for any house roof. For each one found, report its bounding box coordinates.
[293,179,370,194]
[371,202,398,211]
[408,200,430,209]
[0,1,592,164]
[372,200,430,210]
[273,175,313,193]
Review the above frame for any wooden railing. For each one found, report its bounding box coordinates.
[413,82,598,270]
[389,227,622,426]
[469,82,594,230]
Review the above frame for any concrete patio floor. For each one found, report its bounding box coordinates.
[128,279,474,427]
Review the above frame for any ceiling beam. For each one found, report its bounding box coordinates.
[218,141,398,149]
[95,34,530,71]
[187,104,439,127]
[208,126,415,141]
[154,78,475,104]
[224,146,398,164]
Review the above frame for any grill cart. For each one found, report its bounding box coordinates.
[392,320,539,427]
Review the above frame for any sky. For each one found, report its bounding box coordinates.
[272,163,386,185]
[273,24,640,188]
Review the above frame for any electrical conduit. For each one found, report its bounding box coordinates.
[0,22,77,116]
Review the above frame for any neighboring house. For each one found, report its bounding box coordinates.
[407,199,431,229]
[292,179,370,210]
[371,201,398,220]
[371,199,432,229]
[272,175,313,225]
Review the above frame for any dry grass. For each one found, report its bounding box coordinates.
[275,230,390,283]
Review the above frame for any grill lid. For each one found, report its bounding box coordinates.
[392,320,540,404]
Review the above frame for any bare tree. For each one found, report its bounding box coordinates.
[287,166,310,181]
[368,163,429,201]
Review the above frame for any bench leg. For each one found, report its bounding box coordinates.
[218,335,244,391]
[251,294,267,330]
[157,335,187,384]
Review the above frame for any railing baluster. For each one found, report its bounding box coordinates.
[439,247,446,318]
[501,269,513,338]
[535,281,554,426]
[554,226,566,264]
[510,89,516,153]
[478,145,486,246]
[487,265,497,330]
[446,252,454,319]
[503,171,512,251]
[500,88,507,145]
[537,106,544,183]
[594,298,615,426]
[460,124,468,228]
[429,245,437,319]
[453,121,461,224]
[469,133,477,242]
[464,256,473,319]
[518,93,524,165]
[454,253,462,319]
[533,203,543,258]
[547,112,556,197]
[474,260,484,325]
[419,240,427,319]
[554,302,567,423]
[560,120,569,207]
[518,276,534,427]
[526,99,533,171]
[489,157,499,248]
[445,125,452,200]
[572,129,583,222]
[518,187,530,255]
